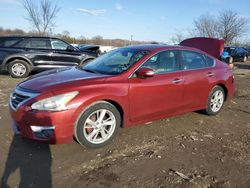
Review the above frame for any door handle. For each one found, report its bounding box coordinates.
[172,78,183,84]
[207,72,214,77]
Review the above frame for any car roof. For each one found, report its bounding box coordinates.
[122,44,182,50]
[0,36,61,40]
[122,44,207,54]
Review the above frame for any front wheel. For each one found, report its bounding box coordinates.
[8,60,30,78]
[74,101,121,148]
[204,86,225,115]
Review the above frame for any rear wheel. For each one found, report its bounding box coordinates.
[204,86,225,115]
[74,101,121,148]
[242,56,247,62]
[8,60,30,78]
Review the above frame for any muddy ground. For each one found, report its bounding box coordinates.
[0,62,250,188]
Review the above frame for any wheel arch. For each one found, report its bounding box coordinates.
[3,56,33,69]
[80,58,95,65]
[104,99,124,128]
[216,83,228,101]
[74,98,126,131]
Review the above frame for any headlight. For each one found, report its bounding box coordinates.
[31,91,79,111]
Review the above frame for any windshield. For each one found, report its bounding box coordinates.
[82,48,149,75]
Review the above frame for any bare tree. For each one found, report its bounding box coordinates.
[91,35,104,45]
[193,14,219,38]
[170,33,185,44]
[22,0,60,35]
[217,10,248,45]
[192,10,248,45]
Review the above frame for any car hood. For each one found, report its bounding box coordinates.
[18,66,108,92]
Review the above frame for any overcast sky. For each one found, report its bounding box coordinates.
[0,0,249,42]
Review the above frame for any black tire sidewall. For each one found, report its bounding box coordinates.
[8,60,30,78]
[205,86,225,115]
[75,101,121,148]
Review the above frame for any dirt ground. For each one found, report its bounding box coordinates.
[0,62,250,188]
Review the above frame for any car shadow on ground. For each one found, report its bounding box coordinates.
[235,63,250,70]
[0,115,53,188]
[0,136,52,188]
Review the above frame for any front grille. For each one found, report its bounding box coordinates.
[10,87,39,110]
[11,92,30,109]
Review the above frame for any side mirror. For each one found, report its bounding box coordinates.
[66,45,75,52]
[136,67,155,78]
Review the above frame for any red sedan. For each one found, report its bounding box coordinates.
[9,38,235,148]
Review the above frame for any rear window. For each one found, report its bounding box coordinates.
[0,38,22,47]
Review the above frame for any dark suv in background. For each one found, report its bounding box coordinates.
[0,36,96,78]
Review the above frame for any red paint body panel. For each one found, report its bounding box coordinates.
[129,71,184,122]
[9,42,235,144]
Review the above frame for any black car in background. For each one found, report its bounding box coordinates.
[78,45,101,57]
[224,47,249,62]
[0,36,96,78]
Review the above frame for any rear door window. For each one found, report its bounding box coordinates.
[205,55,215,67]
[25,38,51,49]
[180,51,207,70]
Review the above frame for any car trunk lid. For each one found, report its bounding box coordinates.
[180,37,224,59]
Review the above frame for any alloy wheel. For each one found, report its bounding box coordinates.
[83,109,116,144]
[210,90,224,112]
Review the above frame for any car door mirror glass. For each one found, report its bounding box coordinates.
[136,67,155,78]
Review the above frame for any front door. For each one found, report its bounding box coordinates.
[50,39,83,66]
[129,50,184,122]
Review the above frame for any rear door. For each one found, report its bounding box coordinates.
[25,38,52,66]
[129,50,185,122]
[180,50,215,109]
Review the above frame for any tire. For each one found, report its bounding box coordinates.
[8,59,30,78]
[204,86,225,115]
[74,101,121,148]
[242,56,247,62]
[228,57,233,64]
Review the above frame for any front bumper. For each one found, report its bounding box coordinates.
[9,105,76,144]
